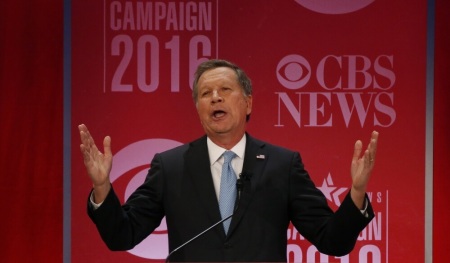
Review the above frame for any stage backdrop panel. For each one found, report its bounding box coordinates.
[71,1,426,262]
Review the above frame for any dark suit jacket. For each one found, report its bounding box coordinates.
[88,134,374,262]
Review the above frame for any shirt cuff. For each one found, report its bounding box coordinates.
[360,197,369,218]
[89,191,103,210]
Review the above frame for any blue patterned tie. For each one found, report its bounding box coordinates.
[219,151,237,234]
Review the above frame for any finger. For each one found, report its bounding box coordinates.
[103,136,112,157]
[78,124,91,144]
[86,130,100,153]
[79,124,87,143]
[364,149,371,167]
[79,132,91,155]
[79,142,94,166]
[371,130,379,140]
[353,140,363,163]
[370,130,379,154]
[78,123,87,133]
[79,124,94,147]
[79,130,96,156]
[79,126,102,164]
[367,131,379,163]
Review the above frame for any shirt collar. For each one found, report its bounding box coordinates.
[207,134,246,165]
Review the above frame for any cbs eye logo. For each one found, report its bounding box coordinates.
[295,0,375,15]
[276,54,311,90]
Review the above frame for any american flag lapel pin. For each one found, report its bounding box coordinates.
[256,154,265,159]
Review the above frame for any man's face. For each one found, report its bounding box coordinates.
[196,67,252,140]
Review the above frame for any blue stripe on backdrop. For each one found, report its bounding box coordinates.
[63,0,72,262]
[425,0,435,262]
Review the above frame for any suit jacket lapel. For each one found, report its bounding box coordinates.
[228,134,267,236]
[184,136,225,237]
[184,134,268,239]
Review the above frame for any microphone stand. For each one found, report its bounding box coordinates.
[164,213,233,263]
[165,176,244,263]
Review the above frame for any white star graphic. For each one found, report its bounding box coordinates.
[317,173,336,201]
[317,173,348,206]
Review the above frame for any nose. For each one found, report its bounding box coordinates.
[211,90,223,103]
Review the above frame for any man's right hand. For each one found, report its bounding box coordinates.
[78,124,112,203]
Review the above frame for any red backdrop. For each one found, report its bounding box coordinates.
[0,0,63,262]
[0,0,449,262]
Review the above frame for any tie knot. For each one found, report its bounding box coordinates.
[223,151,236,164]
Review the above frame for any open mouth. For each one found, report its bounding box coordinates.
[213,110,226,119]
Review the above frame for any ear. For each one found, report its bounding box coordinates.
[245,95,253,115]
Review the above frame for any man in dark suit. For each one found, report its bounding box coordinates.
[79,59,379,262]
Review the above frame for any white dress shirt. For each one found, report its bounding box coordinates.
[207,135,246,201]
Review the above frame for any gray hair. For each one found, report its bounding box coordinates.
[192,59,253,104]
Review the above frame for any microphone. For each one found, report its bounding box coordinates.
[234,173,244,209]
[165,174,245,263]
[240,170,252,181]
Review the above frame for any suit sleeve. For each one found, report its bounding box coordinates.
[289,152,374,256]
[86,154,165,251]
